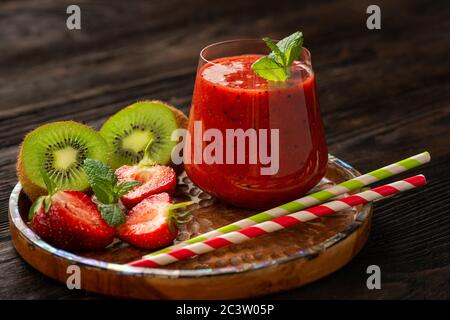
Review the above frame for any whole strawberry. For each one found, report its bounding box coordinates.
[117,193,191,250]
[30,190,115,251]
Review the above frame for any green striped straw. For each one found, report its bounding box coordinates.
[149,151,430,256]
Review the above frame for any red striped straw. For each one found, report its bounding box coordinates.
[128,175,426,268]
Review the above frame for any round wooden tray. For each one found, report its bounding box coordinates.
[8,155,372,299]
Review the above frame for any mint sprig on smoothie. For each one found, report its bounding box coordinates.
[251,31,304,81]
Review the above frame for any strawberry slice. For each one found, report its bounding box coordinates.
[117,193,191,250]
[115,165,177,209]
[31,191,116,251]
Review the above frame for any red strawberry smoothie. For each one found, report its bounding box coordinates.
[185,54,328,209]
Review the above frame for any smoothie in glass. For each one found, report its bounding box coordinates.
[184,40,328,209]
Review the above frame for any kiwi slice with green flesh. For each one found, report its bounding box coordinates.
[100,101,180,169]
[18,121,110,200]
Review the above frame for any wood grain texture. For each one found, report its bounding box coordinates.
[0,0,449,299]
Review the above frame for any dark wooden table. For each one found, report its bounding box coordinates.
[0,0,449,300]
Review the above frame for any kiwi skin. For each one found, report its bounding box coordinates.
[17,121,110,201]
[17,145,46,201]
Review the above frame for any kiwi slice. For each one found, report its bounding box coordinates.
[100,101,182,168]
[17,121,110,200]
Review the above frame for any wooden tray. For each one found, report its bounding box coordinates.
[8,155,372,299]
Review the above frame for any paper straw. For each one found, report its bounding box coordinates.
[149,151,430,256]
[129,175,427,268]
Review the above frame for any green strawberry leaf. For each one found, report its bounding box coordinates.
[41,169,57,195]
[43,196,52,213]
[28,194,53,221]
[28,196,45,221]
[169,201,193,230]
[139,138,158,166]
[99,203,126,227]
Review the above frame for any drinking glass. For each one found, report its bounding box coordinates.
[184,39,328,209]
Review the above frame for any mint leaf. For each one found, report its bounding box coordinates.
[276,31,303,66]
[83,159,139,226]
[252,31,304,82]
[263,37,285,65]
[252,56,289,81]
[83,159,118,204]
[84,158,117,186]
[82,159,131,227]
[99,203,125,227]
[92,179,116,204]
[115,181,140,198]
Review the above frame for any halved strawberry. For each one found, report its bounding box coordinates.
[117,193,191,250]
[115,165,177,209]
[31,191,116,251]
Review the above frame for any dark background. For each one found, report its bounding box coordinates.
[0,0,449,299]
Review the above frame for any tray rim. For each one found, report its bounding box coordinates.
[8,154,372,279]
